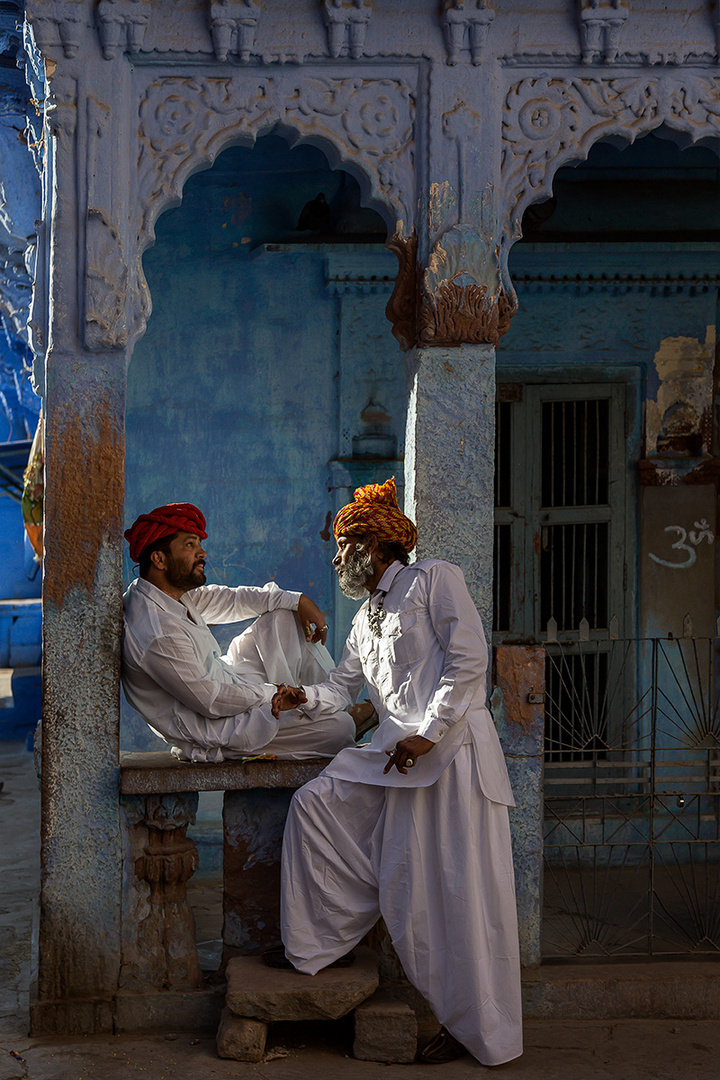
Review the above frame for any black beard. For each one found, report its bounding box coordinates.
[337,547,374,599]
[165,557,206,593]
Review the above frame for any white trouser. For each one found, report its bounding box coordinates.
[172,609,356,761]
[281,743,523,1066]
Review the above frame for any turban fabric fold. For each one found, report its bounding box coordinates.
[124,502,207,563]
[333,477,417,552]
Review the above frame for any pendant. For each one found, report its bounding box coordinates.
[367,599,386,638]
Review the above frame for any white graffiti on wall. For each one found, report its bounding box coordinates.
[648,519,714,570]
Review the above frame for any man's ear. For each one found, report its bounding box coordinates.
[365,533,379,555]
[150,549,167,571]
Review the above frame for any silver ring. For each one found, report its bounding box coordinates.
[406,757,415,768]
[320,624,329,632]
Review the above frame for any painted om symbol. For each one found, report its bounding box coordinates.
[648,519,714,570]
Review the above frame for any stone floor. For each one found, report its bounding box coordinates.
[3,742,720,1079]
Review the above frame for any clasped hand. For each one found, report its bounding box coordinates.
[271,684,307,719]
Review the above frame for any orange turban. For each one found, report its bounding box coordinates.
[333,477,417,553]
[124,503,207,563]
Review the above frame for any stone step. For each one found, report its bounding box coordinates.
[225,947,379,1022]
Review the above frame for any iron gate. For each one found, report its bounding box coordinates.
[542,633,720,960]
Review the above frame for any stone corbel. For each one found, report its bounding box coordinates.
[25,1,88,59]
[441,1,495,66]
[209,0,261,62]
[122,792,203,991]
[322,0,372,60]
[577,0,629,64]
[96,0,150,60]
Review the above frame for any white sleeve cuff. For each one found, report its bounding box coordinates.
[417,716,448,743]
[301,685,320,710]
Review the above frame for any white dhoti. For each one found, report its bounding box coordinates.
[171,609,356,761]
[281,742,523,1067]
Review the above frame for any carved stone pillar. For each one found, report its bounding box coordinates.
[121,793,203,991]
[26,1,139,1036]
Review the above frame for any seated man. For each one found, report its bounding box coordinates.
[278,479,523,1067]
[122,501,360,763]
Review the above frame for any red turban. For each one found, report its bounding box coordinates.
[333,477,417,553]
[124,503,207,563]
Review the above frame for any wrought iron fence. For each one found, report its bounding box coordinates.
[542,632,720,960]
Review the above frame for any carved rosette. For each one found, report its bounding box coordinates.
[502,74,720,234]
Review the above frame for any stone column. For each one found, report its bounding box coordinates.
[26,6,140,1034]
[405,343,496,628]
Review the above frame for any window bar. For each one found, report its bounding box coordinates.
[594,399,601,506]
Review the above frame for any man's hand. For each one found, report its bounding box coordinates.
[296,593,329,645]
[384,734,435,775]
[271,684,308,719]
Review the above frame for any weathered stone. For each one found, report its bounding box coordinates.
[114,987,224,1034]
[225,948,379,1022]
[223,787,294,954]
[216,1007,268,1062]
[353,991,418,1064]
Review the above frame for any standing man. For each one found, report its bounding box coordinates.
[122,501,358,763]
[279,479,522,1066]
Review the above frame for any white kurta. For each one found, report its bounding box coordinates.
[122,577,355,762]
[282,559,523,1066]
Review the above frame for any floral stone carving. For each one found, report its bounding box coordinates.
[502,74,720,233]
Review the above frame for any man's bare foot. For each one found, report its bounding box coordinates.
[349,700,379,740]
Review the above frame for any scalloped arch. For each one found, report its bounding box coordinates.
[130,72,416,345]
[499,72,720,291]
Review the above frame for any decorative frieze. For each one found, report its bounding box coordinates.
[322,0,372,60]
[97,0,150,60]
[441,0,495,66]
[209,0,260,63]
[577,0,629,64]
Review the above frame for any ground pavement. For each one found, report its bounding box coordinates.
[2,743,720,1080]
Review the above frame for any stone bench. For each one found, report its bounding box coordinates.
[117,752,332,1028]
[117,751,422,1056]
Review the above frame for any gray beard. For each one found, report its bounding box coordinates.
[337,547,374,599]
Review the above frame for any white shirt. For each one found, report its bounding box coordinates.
[302,559,514,803]
[122,577,301,753]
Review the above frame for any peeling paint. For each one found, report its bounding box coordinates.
[44,400,124,609]
[645,326,715,457]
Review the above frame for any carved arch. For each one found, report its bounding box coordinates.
[499,72,720,295]
[132,71,416,340]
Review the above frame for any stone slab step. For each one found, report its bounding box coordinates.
[225,947,379,1022]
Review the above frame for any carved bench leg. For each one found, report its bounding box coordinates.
[121,792,203,991]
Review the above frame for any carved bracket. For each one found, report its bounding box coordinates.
[385,230,516,349]
[441,0,495,66]
[577,0,629,65]
[209,0,261,63]
[322,0,372,60]
[97,0,150,60]
[25,2,87,59]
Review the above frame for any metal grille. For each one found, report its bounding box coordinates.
[543,634,720,960]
